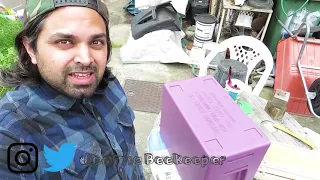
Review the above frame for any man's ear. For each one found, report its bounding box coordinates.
[22,37,37,64]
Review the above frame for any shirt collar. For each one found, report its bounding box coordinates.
[37,76,107,110]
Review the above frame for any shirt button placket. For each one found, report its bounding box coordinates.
[80,156,87,165]
[118,167,128,180]
[111,141,116,147]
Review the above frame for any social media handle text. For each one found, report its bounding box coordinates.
[144,153,226,167]
[90,154,143,166]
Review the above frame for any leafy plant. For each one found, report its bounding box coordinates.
[0,86,15,97]
[0,17,23,50]
[0,47,17,69]
[0,17,23,97]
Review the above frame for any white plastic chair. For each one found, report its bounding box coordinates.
[199,35,274,96]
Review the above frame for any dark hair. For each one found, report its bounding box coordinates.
[0,8,114,88]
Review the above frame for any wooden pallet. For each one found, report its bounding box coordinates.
[255,141,320,180]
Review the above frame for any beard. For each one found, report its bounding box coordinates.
[38,64,104,99]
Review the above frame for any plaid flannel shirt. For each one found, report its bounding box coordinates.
[0,73,145,180]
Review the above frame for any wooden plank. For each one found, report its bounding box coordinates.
[210,0,222,17]
[258,96,303,147]
[281,114,313,148]
[255,141,320,180]
[223,0,273,13]
[239,93,290,144]
[249,93,309,147]
[261,97,312,148]
[245,94,300,146]
[241,96,278,142]
[238,92,312,150]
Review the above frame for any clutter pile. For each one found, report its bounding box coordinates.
[121,1,192,64]
[0,4,23,20]
[121,0,275,92]
[128,0,320,180]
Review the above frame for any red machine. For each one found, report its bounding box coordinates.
[274,23,320,117]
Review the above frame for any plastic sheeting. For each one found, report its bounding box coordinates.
[120,29,192,64]
[135,0,189,15]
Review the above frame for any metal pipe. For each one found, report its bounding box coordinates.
[277,18,294,37]
[300,65,320,70]
[296,23,320,119]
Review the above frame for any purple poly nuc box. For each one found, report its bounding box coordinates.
[159,76,270,180]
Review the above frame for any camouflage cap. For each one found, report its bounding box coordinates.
[24,0,109,24]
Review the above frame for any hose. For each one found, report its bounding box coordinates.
[281,0,310,17]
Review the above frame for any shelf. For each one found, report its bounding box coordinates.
[223,0,273,13]
[215,0,273,42]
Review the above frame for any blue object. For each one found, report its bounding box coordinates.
[43,143,77,172]
[124,0,141,15]
[148,127,167,152]
[228,91,238,100]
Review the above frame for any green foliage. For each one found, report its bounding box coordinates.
[111,41,124,48]
[0,87,15,97]
[0,17,23,97]
[0,17,23,51]
[0,47,18,69]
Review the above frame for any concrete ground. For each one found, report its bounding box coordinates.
[105,0,320,179]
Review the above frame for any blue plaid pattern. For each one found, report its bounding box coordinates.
[0,73,145,180]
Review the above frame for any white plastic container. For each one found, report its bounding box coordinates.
[194,14,217,41]
[193,37,212,48]
[225,79,251,99]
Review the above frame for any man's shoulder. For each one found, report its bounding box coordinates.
[104,75,135,124]
[0,85,36,102]
[0,102,29,141]
[0,85,37,124]
[105,74,123,91]
[104,75,128,104]
[0,85,51,142]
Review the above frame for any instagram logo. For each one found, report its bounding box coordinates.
[7,143,38,173]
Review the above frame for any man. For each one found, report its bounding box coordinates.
[0,0,145,179]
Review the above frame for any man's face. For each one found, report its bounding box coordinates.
[25,7,108,99]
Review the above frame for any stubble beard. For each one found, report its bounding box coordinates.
[39,65,102,99]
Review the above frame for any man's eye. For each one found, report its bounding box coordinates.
[57,40,72,44]
[92,40,103,45]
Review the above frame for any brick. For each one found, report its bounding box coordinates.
[265,101,286,120]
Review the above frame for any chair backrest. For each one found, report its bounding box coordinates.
[219,36,274,96]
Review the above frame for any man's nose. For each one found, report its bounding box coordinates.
[74,45,93,66]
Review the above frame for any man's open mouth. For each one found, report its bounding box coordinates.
[68,72,95,85]
[69,72,94,78]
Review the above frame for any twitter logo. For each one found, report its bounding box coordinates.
[43,143,77,172]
